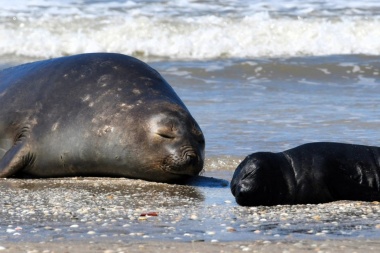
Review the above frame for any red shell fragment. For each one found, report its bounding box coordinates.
[140,212,159,217]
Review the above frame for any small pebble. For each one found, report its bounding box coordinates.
[226,227,236,232]
[190,214,198,220]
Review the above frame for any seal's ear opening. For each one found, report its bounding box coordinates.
[231,152,289,206]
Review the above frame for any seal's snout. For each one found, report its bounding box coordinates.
[232,177,268,206]
[231,183,261,207]
[231,160,256,205]
[231,181,249,199]
[231,171,259,206]
[161,146,203,175]
[230,154,276,206]
[180,146,204,175]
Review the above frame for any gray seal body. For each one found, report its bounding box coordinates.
[0,53,205,183]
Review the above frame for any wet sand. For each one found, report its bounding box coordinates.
[1,170,380,252]
[3,239,380,253]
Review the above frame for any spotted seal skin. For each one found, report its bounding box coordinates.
[0,53,205,183]
[231,142,380,206]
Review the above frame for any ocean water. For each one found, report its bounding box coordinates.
[1,0,380,171]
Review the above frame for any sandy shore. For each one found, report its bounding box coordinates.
[1,171,380,252]
[2,239,380,253]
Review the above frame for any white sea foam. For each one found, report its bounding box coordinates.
[1,0,380,59]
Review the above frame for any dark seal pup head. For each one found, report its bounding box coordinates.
[230,152,293,206]
[0,53,205,183]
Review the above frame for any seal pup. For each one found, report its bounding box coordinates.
[0,53,205,183]
[231,142,380,206]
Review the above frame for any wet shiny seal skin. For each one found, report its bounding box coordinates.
[231,142,380,206]
[0,53,205,183]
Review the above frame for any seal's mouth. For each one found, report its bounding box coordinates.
[161,147,203,176]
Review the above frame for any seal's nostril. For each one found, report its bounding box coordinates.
[187,152,196,158]
[185,151,199,167]
[183,148,197,159]
[186,155,195,164]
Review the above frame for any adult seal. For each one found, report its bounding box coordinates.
[231,142,380,206]
[0,53,205,183]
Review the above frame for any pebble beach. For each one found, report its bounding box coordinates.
[1,167,380,252]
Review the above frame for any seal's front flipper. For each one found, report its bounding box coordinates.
[0,141,33,178]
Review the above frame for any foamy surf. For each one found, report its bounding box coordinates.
[1,0,380,59]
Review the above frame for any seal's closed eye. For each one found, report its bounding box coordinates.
[156,132,175,139]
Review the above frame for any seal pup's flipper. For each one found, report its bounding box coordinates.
[0,140,34,177]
